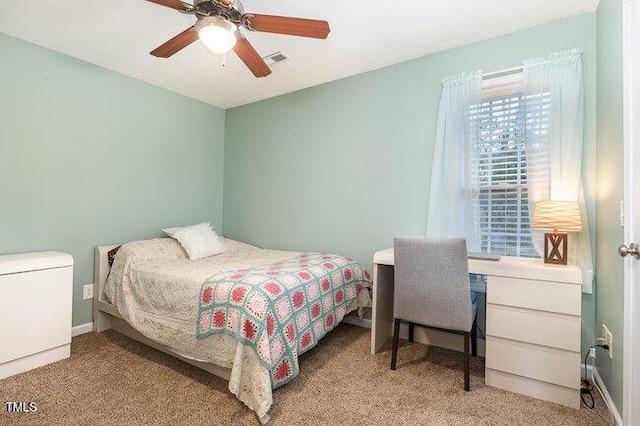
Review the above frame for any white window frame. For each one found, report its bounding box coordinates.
[471,71,539,258]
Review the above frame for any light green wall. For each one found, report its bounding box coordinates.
[0,34,226,327]
[224,15,597,355]
[595,0,625,413]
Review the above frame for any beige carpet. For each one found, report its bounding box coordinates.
[0,324,614,425]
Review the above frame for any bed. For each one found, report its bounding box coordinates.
[93,237,371,423]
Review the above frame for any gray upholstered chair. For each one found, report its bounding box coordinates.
[390,236,478,391]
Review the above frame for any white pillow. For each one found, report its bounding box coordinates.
[162,223,225,260]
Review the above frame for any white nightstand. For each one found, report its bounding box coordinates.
[0,252,74,379]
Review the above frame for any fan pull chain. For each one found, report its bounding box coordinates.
[222,52,226,68]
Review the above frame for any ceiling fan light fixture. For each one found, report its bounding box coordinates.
[196,16,238,54]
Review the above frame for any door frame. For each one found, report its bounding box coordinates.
[622,0,639,424]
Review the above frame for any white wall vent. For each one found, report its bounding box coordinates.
[263,51,290,66]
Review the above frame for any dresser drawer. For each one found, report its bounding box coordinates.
[486,337,580,389]
[487,276,581,315]
[486,305,580,352]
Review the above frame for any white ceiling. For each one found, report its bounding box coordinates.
[0,0,599,109]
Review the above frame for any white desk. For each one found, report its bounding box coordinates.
[372,247,582,408]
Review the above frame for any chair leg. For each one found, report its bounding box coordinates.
[464,331,470,391]
[471,317,478,357]
[408,323,414,343]
[390,318,401,370]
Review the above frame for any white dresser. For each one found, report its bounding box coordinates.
[484,264,582,409]
[0,252,74,379]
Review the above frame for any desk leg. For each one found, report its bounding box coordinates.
[371,264,394,354]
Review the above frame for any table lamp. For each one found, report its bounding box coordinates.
[532,201,582,265]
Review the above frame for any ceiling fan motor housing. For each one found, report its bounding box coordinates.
[192,0,247,27]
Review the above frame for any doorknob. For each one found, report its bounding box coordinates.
[618,243,640,260]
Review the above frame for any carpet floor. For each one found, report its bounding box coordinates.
[0,324,614,425]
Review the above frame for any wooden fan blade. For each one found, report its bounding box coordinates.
[232,37,272,78]
[246,14,330,39]
[150,27,198,57]
[145,0,189,11]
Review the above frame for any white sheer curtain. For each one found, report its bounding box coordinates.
[524,48,594,293]
[426,71,482,251]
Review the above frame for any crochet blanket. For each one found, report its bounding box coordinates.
[196,253,371,388]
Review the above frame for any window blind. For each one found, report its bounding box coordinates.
[468,90,550,257]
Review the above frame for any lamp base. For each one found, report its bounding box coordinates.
[543,232,568,265]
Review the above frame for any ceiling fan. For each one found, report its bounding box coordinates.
[145,0,331,78]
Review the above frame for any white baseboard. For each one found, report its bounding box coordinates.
[72,322,93,337]
[399,324,486,357]
[375,321,487,357]
[343,314,485,356]
[593,367,623,426]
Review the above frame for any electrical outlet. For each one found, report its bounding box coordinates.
[83,284,94,300]
[602,324,613,359]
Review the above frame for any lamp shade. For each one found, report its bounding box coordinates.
[195,17,238,54]
[532,201,582,232]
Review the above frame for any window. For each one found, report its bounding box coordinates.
[467,78,550,257]
[428,54,588,284]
